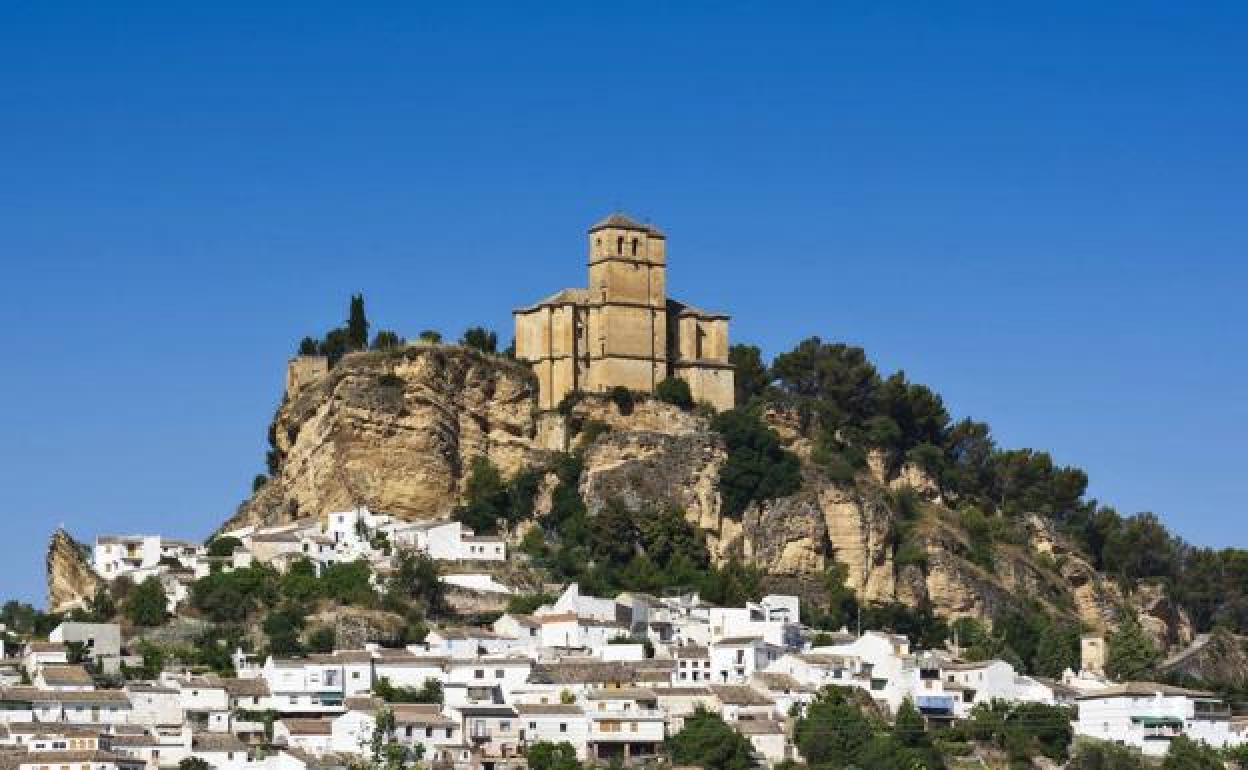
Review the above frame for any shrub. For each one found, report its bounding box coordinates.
[506,593,555,615]
[371,330,403,350]
[577,419,611,446]
[609,386,634,415]
[460,327,498,353]
[654,377,694,410]
[206,536,243,559]
[307,627,336,654]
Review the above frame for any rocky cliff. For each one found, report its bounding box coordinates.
[215,345,1192,647]
[226,346,542,531]
[1160,629,1248,690]
[46,528,102,614]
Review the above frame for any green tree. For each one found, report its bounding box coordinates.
[794,687,875,768]
[320,327,352,365]
[363,707,424,770]
[125,577,167,627]
[667,707,755,770]
[711,408,802,518]
[347,293,370,351]
[525,742,581,770]
[262,605,306,656]
[371,330,403,350]
[374,676,444,704]
[387,549,446,616]
[307,627,336,654]
[1106,613,1160,681]
[654,377,694,410]
[321,560,376,606]
[1068,739,1147,770]
[280,558,322,602]
[453,456,508,534]
[417,329,442,344]
[609,385,634,415]
[190,565,279,622]
[460,326,498,353]
[1161,736,1223,770]
[728,344,769,407]
[206,536,243,558]
[1033,620,1081,678]
[179,757,212,770]
[297,336,319,355]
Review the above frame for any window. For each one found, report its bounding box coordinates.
[500,721,510,732]
[495,669,505,679]
[617,236,624,254]
[559,723,567,733]
[446,728,453,738]
[631,238,639,256]
[352,671,360,679]
[405,726,413,738]
[529,722,537,730]
[475,670,485,679]
[426,727,433,738]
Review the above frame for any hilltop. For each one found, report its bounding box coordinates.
[190,332,1242,681]
[38,308,1248,692]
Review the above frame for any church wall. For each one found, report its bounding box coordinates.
[515,215,729,412]
[593,357,660,394]
[702,318,730,361]
[675,364,735,412]
[513,310,545,361]
[602,305,661,360]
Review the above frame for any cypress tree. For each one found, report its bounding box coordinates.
[347,294,369,351]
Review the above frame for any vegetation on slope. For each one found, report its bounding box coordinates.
[729,336,1248,646]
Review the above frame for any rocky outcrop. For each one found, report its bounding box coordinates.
[1160,629,1248,690]
[1130,581,1194,649]
[308,607,407,649]
[226,347,542,530]
[46,529,102,614]
[211,344,1197,653]
[579,428,737,556]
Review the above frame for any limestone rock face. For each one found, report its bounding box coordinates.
[579,429,726,540]
[1130,582,1195,649]
[1161,629,1248,689]
[571,397,708,436]
[819,484,898,604]
[211,344,1199,656]
[46,529,102,614]
[308,607,406,649]
[226,347,542,530]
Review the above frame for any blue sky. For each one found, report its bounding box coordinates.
[1,2,1245,604]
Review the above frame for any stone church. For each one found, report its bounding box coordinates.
[513,213,735,412]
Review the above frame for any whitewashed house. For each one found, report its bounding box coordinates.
[516,703,589,757]
[1074,682,1240,757]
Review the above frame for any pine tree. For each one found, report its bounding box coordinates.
[347,294,369,351]
[125,577,168,627]
[1106,613,1160,681]
[1033,620,1080,677]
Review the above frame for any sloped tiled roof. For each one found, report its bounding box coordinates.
[588,213,665,237]
[709,685,774,706]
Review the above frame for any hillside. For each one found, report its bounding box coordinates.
[224,342,1201,655]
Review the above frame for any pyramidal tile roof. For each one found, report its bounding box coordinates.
[588,212,664,237]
